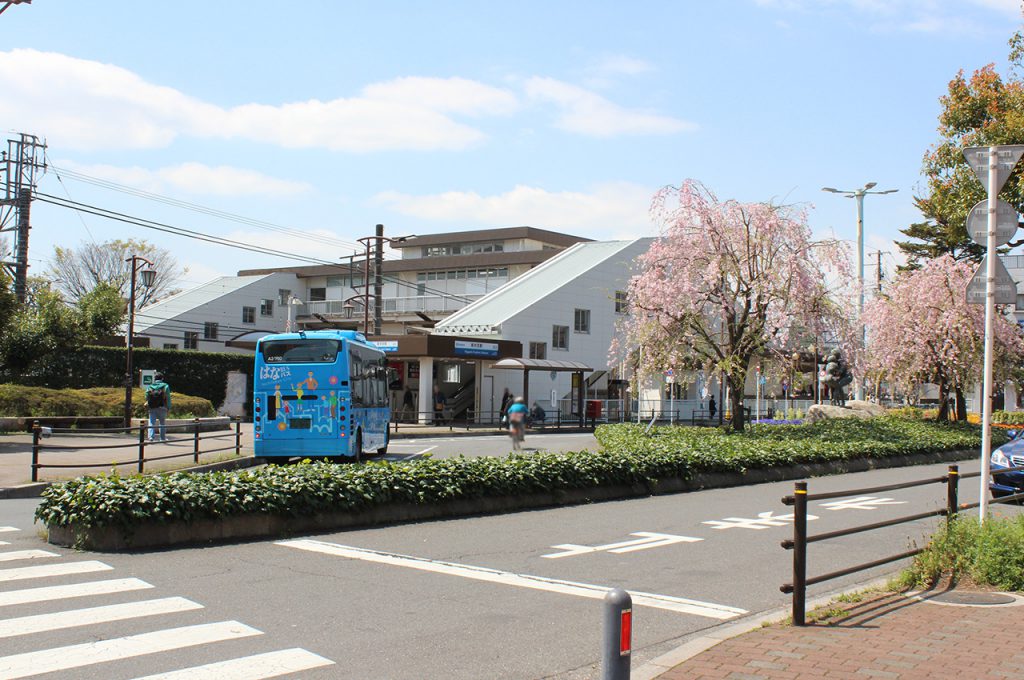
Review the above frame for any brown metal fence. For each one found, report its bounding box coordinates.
[30,418,244,482]
[780,463,1024,625]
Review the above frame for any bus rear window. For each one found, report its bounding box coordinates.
[261,339,341,364]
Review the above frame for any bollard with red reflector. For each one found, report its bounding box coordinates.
[602,588,632,680]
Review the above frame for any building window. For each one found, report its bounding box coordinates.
[529,341,547,360]
[615,291,628,314]
[260,299,274,316]
[309,287,326,302]
[552,325,569,350]
[204,322,219,340]
[574,309,590,334]
[163,343,179,350]
[278,289,291,305]
[326,276,345,288]
[242,306,255,324]
[184,332,198,350]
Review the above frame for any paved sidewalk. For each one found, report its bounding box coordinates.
[650,587,1024,679]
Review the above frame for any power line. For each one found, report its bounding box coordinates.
[36,192,476,303]
[47,164,369,252]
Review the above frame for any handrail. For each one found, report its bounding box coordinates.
[782,474,950,504]
[780,464,962,626]
[30,417,245,482]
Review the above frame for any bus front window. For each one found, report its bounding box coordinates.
[261,339,341,364]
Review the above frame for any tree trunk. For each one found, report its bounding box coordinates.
[954,383,967,422]
[936,374,949,422]
[728,372,746,432]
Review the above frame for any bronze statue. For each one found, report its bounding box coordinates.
[824,348,853,407]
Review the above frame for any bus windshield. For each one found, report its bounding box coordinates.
[261,339,341,364]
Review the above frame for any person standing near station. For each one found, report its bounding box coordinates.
[500,387,513,423]
[708,396,717,423]
[432,385,446,425]
[146,372,172,442]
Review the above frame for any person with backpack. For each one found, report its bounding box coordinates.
[146,373,172,442]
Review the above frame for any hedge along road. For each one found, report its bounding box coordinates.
[0,455,1009,680]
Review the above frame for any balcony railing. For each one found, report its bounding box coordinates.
[302,294,482,318]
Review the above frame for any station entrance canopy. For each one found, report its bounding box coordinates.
[491,358,593,427]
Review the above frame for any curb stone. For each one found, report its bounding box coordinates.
[633,577,894,680]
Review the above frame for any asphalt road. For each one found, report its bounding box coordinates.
[381,431,600,461]
[0,443,1017,679]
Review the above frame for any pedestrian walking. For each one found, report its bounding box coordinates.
[500,387,513,422]
[432,385,446,425]
[708,396,717,422]
[506,396,528,451]
[146,372,172,442]
[402,386,415,423]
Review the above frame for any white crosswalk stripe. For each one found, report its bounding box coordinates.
[0,560,112,583]
[0,542,9,546]
[0,543,335,678]
[130,648,336,679]
[0,578,153,608]
[0,550,60,563]
[0,621,262,679]
[0,527,19,533]
[0,597,203,639]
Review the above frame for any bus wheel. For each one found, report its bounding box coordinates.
[353,431,363,464]
[376,430,389,456]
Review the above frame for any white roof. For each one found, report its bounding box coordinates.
[434,239,651,334]
[133,275,273,333]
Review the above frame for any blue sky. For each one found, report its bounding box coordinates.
[1,0,1020,289]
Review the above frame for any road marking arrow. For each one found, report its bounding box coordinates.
[541,532,702,559]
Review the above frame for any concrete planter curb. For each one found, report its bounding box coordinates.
[45,448,978,552]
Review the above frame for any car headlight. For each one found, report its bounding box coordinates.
[992,449,1010,467]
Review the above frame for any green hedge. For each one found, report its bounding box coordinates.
[0,384,214,418]
[1,345,252,411]
[36,417,989,530]
[992,410,1024,425]
[593,417,996,470]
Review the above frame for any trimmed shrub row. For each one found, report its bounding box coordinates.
[0,384,215,419]
[36,417,991,531]
[0,345,252,411]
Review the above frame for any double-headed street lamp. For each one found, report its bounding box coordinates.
[123,256,156,428]
[821,182,898,400]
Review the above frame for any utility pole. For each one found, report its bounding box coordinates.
[374,223,384,336]
[870,250,888,293]
[0,133,47,303]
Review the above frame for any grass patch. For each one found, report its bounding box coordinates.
[0,384,214,419]
[899,514,1024,591]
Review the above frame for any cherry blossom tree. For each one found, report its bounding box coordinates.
[861,255,1024,421]
[615,180,853,431]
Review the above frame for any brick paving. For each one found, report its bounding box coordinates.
[657,589,1024,679]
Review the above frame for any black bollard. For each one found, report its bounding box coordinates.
[602,588,632,680]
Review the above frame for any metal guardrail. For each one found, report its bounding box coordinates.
[780,463,1024,625]
[389,408,588,432]
[30,418,244,482]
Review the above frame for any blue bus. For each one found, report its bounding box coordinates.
[253,330,390,462]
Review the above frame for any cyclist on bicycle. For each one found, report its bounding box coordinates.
[506,396,529,451]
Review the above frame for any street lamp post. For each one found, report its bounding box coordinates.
[123,256,156,428]
[821,182,898,401]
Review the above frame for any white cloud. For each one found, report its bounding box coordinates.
[58,161,312,198]
[0,49,518,152]
[524,77,696,137]
[373,182,657,238]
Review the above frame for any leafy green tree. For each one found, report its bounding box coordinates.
[0,281,127,374]
[896,32,1024,267]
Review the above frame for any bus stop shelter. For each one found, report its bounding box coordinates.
[491,358,592,427]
